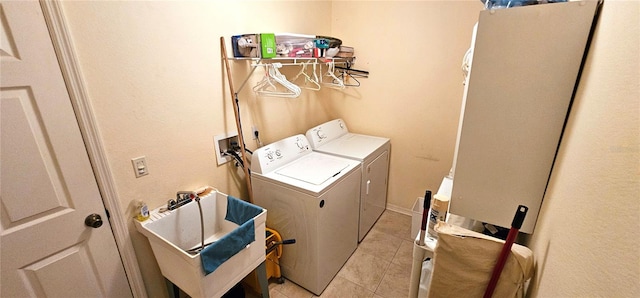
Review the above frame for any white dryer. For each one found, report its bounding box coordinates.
[251,134,361,295]
[306,119,390,242]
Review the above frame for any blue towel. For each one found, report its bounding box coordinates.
[200,196,263,275]
[225,195,263,225]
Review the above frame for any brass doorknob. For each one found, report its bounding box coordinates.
[85,213,103,228]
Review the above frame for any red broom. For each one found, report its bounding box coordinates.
[483,205,528,298]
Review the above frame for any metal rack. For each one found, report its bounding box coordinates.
[231,57,357,93]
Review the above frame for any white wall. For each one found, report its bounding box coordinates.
[527,0,640,296]
[330,1,483,212]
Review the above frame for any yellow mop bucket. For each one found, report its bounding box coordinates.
[243,227,295,291]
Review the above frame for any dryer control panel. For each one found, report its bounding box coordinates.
[306,118,349,149]
[251,134,311,174]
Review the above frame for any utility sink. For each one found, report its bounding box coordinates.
[135,189,266,298]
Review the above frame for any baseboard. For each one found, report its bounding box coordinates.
[385,203,412,216]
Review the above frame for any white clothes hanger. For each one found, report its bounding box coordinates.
[321,61,345,89]
[291,61,321,91]
[270,63,301,97]
[253,65,278,92]
[253,63,301,98]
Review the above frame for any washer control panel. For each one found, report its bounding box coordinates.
[252,135,311,174]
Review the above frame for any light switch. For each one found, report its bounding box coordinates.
[131,156,149,178]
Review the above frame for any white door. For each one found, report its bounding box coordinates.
[0,1,132,297]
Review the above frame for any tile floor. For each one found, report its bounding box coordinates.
[260,210,414,298]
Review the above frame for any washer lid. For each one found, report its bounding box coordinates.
[276,153,350,185]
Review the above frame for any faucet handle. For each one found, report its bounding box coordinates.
[167,199,177,210]
[176,191,195,201]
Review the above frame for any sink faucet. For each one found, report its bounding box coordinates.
[167,191,199,210]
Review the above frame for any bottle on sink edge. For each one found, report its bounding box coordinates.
[427,194,450,239]
[136,200,150,222]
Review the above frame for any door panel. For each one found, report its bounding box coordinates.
[365,151,389,212]
[2,88,67,223]
[450,1,600,233]
[0,1,131,297]
[21,245,104,297]
[359,150,389,240]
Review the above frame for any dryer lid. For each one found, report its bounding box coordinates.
[318,133,389,160]
[276,154,350,185]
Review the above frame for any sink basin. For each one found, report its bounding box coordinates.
[135,189,266,298]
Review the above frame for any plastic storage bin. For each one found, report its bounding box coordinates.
[410,235,436,298]
[275,33,315,57]
[411,196,425,240]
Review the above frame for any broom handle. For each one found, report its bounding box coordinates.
[220,36,254,203]
[483,205,528,298]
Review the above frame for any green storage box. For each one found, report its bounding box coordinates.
[260,33,276,58]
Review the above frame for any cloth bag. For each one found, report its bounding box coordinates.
[427,222,534,298]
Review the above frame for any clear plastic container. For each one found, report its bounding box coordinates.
[483,0,567,10]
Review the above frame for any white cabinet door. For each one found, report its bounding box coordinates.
[0,1,132,296]
[451,1,601,233]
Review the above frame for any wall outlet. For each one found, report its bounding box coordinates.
[252,125,259,140]
[213,132,240,166]
[131,156,149,178]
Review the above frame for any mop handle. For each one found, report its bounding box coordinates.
[483,205,528,298]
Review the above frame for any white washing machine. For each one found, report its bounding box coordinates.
[306,119,390,242]
[251,134,361,295]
